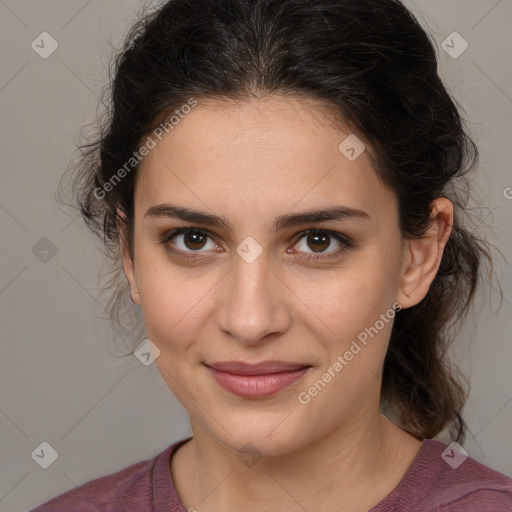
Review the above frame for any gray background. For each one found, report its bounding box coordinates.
[0,1,511,510]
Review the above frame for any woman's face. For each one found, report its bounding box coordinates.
[122,95,424,455]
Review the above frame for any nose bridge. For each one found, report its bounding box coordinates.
[218,250,289,344]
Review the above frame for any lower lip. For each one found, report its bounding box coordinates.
[207,367,311,398]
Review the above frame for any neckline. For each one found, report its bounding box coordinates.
[157,437,438,511]
[368,438,445,510]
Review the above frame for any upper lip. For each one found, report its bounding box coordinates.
[205,361,311,375]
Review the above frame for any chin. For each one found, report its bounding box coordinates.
[206,419,311,458]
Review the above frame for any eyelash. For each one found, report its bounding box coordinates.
[159,227,352,262]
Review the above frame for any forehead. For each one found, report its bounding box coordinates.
[135,95,397,227]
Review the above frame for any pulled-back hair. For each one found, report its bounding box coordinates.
[66,0,501,443]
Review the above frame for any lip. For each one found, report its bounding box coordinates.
[205,361,312,398]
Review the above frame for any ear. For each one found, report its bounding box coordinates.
[396,198,453,309]
[117,210,141,305]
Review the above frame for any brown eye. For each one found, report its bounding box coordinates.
[306,233,331,252]
[291,229,351,261]
[182,232,207,250]
[165,229,218,253]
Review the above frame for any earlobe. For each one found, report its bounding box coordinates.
[129,289,140,305]
[116,210,141,306]
[396,198,453,309]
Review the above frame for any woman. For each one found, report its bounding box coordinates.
[31,0,512,510]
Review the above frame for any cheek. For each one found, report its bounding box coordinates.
[296,270,387,339]
[135,264,225,362]
[296,268,397,387]
[140,272,212,402]
[141,280,207,344]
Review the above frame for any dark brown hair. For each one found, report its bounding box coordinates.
[65,0,502,443]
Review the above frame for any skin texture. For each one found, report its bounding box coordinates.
[120,95,453,511]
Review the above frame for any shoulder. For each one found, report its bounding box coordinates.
[29,443,177,512]
[410,439,512,511]
[373,439,512,512]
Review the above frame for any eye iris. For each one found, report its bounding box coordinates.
[307,233,330,252]
[184,232,206,250]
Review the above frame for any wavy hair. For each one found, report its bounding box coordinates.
[64,0,502,443]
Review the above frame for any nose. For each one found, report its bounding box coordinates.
[217,250,292,346]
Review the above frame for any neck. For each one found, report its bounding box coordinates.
[172,409,422,512]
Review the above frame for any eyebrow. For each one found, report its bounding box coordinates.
[144,203,370,231]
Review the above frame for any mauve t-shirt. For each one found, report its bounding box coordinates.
[30,438,512,511]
